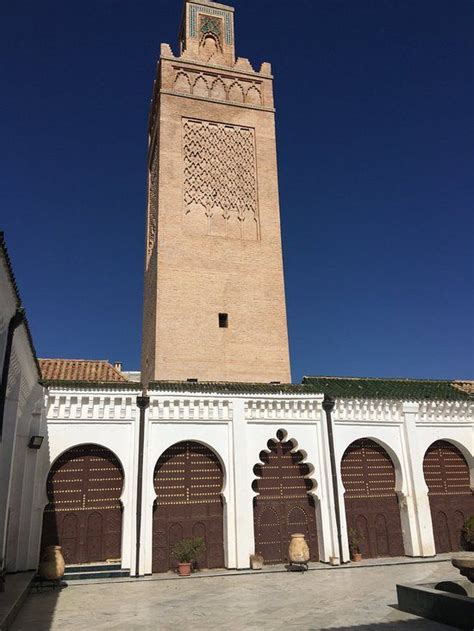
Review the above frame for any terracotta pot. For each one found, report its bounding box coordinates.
[177,562,192,576]
[352,552,362,562]
[38,545,65,580]
[288,533,310,564]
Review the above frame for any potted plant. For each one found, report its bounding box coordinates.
[461,516,474,552]
[171,537,206,576]
[348,527,364,562]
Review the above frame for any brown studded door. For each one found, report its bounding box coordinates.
[423,440,473,553]
[253,432,318,564]
[41,444,124,565]
[341,438,404,558]
[152,441,224,573]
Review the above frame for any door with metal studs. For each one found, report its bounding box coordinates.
[253,430,319,564]
[423,440,473,553]
[341,438,404,558]
[41,444,124,565]
[152,441,225,573]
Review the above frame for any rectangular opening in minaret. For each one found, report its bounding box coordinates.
[219,313,228,329]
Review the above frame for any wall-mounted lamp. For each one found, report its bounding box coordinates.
[28,435,44,450]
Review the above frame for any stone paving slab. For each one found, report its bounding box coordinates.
[12,561,461,630]
[57,553,453,587]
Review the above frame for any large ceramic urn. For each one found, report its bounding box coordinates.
[38,545,65,581]
[288,533,310,564]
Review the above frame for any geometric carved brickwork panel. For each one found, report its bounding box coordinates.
[183,119,259,240]
[147,143,158,260]
[152,441,224,573]
[423,440,474,553]
[341,438,404,558]
[41,444,124,565]
[253,430,318,564]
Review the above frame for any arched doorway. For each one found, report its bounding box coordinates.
[423,440,473,553]
[41,444,124,565]
[341,438,404,558]
[253,430,318,564]
[152,441,225,573]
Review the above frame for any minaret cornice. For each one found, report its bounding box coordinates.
[185,0,235,13]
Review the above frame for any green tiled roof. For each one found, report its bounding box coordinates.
[41,376,473,402]
[302,376,472,401]
[149,381,311,395]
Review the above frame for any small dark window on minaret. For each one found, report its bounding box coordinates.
[219,313,228,328]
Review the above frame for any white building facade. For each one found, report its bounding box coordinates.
[36,378,473,576]
[0,233,46,574]
[2,0,473,580]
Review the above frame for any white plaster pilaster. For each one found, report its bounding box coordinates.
[400,402,435,556]
[230,398,254,568]
[141,403,155,576]
[123,401,140,576]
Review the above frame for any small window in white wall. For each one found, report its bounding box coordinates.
[219,313,228,328]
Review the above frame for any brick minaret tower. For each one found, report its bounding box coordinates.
[141,0,291,385]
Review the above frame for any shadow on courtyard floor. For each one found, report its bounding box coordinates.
[316,616,454,631]
[11,588,59,631]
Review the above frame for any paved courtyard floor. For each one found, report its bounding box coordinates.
[12,560,461,630]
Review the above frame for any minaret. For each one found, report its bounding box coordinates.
[141,0,291,385]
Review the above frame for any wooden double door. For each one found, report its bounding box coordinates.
[152,441,225,573]
[423,440,473,553]
[341,439,404,558]
[41,444,124,565]
[253,433,319,564]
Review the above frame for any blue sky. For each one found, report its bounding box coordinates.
[1,0,473,381]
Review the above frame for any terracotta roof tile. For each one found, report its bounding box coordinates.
[40,359,126,383]
[453,381,474,395]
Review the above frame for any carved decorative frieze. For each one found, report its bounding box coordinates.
[6,350,21,399]
[245,399,320,421]
[0,313,7,347]
[47,394,136,421]
[183,119,259,240]
[149,398,233,422]
[327,398,472,425]
[172,69,263,106]
[333,399,403,424]
[417,400,473,424]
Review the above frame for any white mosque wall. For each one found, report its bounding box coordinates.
[35,386,474,575]
[40,388,141,573]
[332,398,474,562]
[0,253,45,572]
